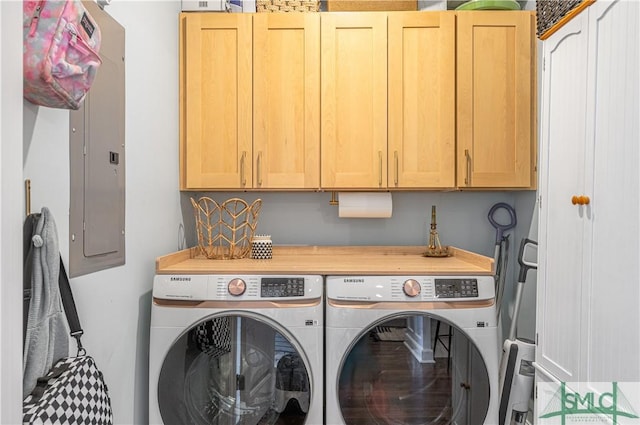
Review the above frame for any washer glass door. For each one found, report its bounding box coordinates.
[338,314,491,425]
[158,314,310,425]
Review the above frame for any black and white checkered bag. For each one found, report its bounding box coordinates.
[23,254,113,425]
[23,355,113,425]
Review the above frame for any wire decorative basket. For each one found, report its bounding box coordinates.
[256,0,320,12]
[191,197,262,260]
[536,0,586,39]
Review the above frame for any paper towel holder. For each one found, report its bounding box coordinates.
[329,191,339,206]
[335,192,393,218]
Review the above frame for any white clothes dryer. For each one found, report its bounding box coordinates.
[325,275,499,425]
[150,274,324,425]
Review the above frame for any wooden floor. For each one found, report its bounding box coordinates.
[338,331,453,425]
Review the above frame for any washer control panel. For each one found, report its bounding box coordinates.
[153,275,322,301]
[434,279,479,298]
[261,277,305,297]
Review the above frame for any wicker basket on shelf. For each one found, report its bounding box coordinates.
[536,0,588,39]
[256,0,320,12]
[191,197,262,260]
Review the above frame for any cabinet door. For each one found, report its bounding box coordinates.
[457,11,535,188]
[321,13,387,189]
[388,12,455,189]
[536,12,589,383]
[253,14,320,189]
[180,13,252,189]
[582,0,639,384]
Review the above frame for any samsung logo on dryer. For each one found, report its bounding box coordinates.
[170,277,191,282]
[343,278,365,284]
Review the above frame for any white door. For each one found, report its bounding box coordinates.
[536,12,589,383]
[538,0,640,388]
[581,0,640,384]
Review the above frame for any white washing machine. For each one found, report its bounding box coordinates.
[325,275,500,425]
[150,274,324,425]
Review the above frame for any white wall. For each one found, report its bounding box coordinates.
[1,1,25,423]
[21,2,183,424]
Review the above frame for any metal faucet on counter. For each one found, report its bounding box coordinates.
[424,205,451,257]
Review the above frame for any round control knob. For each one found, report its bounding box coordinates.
[403,279,421,297]
[228,278,246,296]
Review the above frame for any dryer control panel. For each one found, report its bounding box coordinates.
[434,279,479,298]
[326,275,494,302]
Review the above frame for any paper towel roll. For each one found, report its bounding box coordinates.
[338,192,392,218]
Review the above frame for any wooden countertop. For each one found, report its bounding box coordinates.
[156,246,494,276]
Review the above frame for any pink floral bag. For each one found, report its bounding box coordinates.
[23,0,102,110]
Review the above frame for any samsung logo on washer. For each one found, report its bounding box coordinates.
[170,277,191,282]
[343,278,365,284]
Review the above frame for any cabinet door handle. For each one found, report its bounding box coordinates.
[394,151,399,186]
[464,149,471,186]
[257,152,263,186]
[571,195,590,205]
[240,151,247,187]
[379,151,383,187]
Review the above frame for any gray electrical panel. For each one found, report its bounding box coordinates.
[69,1,125,278]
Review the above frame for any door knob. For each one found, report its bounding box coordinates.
[571,195,590,205]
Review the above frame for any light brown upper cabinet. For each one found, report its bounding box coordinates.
[179,13,252,190]
[180,13,320,190]
[320,13,388,189]
[253,14,320,189]
[456,11,536,189]
[388,12,455,189]
[180,11,536,191]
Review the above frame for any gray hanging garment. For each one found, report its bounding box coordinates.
[22,207,69,399]
[23,212,40,348]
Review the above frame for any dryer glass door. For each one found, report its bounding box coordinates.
[338,314,491,425]
[157,314,310,425]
